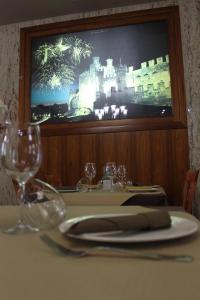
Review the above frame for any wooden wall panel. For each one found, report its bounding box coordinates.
[39,136,63,182]
[150,130,171,190]
[38,128,189,206]
[62,135,80,186]
[170,129,189,205]
[114,132,132,172]
[79,134,97,177]
[97,132,116,176]
[133,131,152,184]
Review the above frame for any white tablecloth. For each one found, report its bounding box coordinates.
[61,186,166,206]
[0,205,199,300]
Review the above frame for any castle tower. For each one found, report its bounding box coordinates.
[103,58,116,78]
[116,59,127,91]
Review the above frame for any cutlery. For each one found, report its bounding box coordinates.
[40,234,193,262]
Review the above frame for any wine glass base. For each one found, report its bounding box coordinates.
[3,221,39,234]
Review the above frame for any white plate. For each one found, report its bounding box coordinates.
[59,213,199,243]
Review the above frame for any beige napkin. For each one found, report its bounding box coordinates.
[67,210,171,235]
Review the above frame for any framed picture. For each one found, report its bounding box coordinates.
[19,6,187,135]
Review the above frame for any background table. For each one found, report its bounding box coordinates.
[60,186,167,206]
[0,205,199,300]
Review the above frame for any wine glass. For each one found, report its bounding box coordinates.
[105,162,117,191]
[1,122,42,234]
[117,164,127,188]
[21,178,67,230]
[84,162,96,190]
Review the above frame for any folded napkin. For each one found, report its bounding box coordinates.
[67,210,171,235]
[125,185,157,192]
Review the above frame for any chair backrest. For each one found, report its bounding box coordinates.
[182,169,199,214]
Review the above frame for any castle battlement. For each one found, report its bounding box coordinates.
[77,54,171,109]
[141,55,169,69]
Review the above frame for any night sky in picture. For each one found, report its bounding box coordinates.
[77,20,168,71]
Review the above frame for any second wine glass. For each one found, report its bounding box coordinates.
[117,164,127,187]
[1,122,42,234]
[84,162,96,190]
[105,162,117,191]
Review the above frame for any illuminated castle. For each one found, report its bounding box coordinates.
[69,55,171,112]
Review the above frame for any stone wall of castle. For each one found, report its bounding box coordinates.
[77,54,171,111]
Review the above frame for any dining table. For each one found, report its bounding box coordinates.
[60,185,167,206]
[0,204,200,300]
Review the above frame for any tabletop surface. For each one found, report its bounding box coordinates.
[0,205,199,300]
[60,185,166,206]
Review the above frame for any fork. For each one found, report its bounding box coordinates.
[40,234,193,262]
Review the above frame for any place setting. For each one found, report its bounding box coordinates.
[57,161,167,206]
[58,210,199,244]
[39,208,198,263]
[78,162,162,195]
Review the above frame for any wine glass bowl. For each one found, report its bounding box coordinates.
[117,164,127,187]
[105,162,117,191]
[21,178,67,230]
[84,162,96,192]
[84,162,96,184]
[2,125,41,183]
[1,122,42,234]
[105,162,117,179]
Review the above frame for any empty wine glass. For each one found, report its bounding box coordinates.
[21,178,67,230]
[117,164,127,188]
[105,162,117,191]
[84,162,96,190]
[1,122,42,234]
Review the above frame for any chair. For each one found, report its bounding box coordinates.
[182,169,199,214]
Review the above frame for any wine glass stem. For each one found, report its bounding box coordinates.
[18,182,26,225]
[110,177,115,192]
[88,178,92,192]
